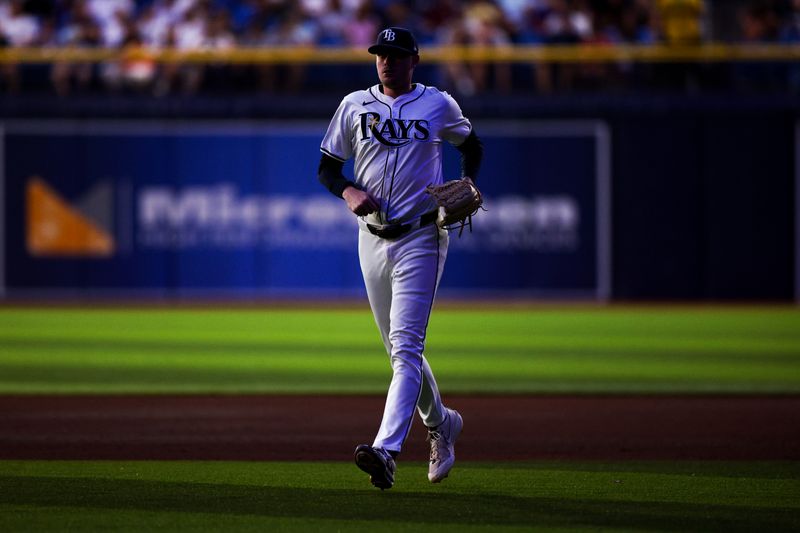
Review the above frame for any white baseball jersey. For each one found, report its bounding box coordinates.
[320,83,472,225]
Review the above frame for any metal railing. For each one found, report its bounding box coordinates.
[0,43,798,64]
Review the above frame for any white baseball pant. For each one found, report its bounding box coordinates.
[358,222,450,453]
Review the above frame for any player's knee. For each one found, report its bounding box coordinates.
[389,332,423,358]
[389,342,424,370]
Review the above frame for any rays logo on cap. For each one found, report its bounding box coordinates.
[368,27,418,55]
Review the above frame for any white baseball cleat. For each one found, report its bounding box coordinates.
[427,408,463,483]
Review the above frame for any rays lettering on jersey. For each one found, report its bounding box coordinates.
[359,112,430,147]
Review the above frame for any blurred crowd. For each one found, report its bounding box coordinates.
[0,0,798,96]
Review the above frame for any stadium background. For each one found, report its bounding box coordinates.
[1,1,799,531]
[0,0,798,302]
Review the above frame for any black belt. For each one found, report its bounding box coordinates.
[366,210,439,239]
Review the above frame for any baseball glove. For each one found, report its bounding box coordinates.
[425,177,483,235]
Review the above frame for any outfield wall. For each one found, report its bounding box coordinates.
[0,120,610,300]
[0,95,796,301]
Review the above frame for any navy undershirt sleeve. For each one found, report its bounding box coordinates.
[456,130,483,182]
[318,153,355,198]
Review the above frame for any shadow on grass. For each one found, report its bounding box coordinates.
[536,461,800,480]
[1,475,797,532]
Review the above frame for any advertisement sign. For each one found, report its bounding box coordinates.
[1,120,610,298]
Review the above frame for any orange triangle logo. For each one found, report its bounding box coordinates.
[26,177,115,257]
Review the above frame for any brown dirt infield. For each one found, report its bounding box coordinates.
[1,395,798,461]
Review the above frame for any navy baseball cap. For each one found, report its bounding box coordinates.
[368,27,419,56]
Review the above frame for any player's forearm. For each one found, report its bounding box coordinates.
[456,130,483,182]
[318,153,354,198]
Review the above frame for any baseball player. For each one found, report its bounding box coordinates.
[318,27,483,490]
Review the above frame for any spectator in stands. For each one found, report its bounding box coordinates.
[382,1,423,39]
[207,7,237,49]
[419,0,461,41]
[342,1,380,46]
[780,0,800,40]
[316,0,348,45]
[138,2,172,47]
[617,0,658,87]
[779,0,800,91]
[155,2,213,95]
[97,8,140,89]
[590,0,657,89]
[203,5,237,91]
[117,24,158,92]
[496,0,542,39]
[655,0,706,44]
[228,0,260,35]
[168,0,201,22]
[438,11,477,95]
[148,0,187,34]
[438,0,514,95]
[87,0,135,48]
[259,3,318,92]
[0,0,40,45]
[173,3,209,50]
[50,0,102,95]
[86,0,135,27]
[540,0,588,44]
[468,0,514,92]
[0,0,41,92]
[733,0,784,92]
[523,0,592,93]
[2,0,800,96]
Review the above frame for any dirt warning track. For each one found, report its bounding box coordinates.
[1,395,798,461]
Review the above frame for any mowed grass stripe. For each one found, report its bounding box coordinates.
[3,333,799,359]
[0,461,798,532]
[0,306,798,394]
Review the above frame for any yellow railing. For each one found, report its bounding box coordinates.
[0,43,798,64]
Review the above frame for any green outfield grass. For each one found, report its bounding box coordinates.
[1,305,799,394]
[1,460,798,532]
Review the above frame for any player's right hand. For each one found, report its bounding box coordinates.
[343,186,380,216]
